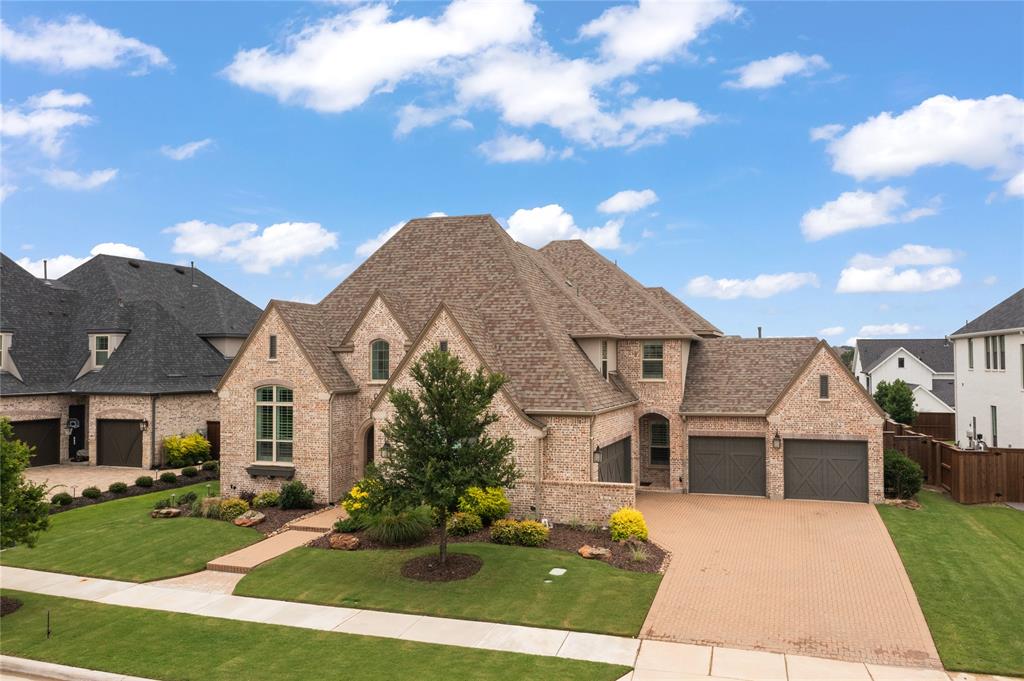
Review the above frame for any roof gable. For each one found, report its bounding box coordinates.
[856,338,953,373]
[951,288,1024,336]
[767,341,885,418]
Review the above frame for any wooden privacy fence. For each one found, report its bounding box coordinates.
[910,412,955,441]
[884,421,1024,504]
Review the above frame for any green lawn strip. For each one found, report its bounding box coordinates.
[0,590,626,681]
[236,542,661,637]
[878,491,1024,676]
[0,482,262,582]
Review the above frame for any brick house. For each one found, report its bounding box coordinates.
[0,253,260,469]
[218,215,884,521]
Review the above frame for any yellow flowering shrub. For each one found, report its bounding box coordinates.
[609,507,648,542]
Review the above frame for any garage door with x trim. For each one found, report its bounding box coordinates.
[784,439,868,502]
[688,437,766,496]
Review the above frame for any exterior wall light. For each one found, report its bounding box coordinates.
[772,431,782,450]
[139,419,149,432]
[592,446,602,464]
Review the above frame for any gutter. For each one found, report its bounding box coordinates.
[948,328,1024,339]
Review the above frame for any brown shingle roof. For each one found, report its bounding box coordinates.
[645,287,722,337]
[274,300,358,393]
[539,240,698,339]
[313,215,641,412]
[681,337,819,414]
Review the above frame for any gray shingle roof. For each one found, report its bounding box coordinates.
[951,288,1024,336]
[856,338,954,374]
[681,337,820,414]
[929,379,955,408]
[1,253,260,395]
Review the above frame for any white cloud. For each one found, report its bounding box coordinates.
[818,326,845,337]
[823,94,1024,187]
[506,204,624,250]
[837,266,961,294]
[983,275,998,286]
[0,16,169,73]
[477,133,548,163]
[223,1,536,113]
[0,90,93,157]
[724,52,828,90]
[165,220,338,273]
[42,168,117,190]
[355,221,405,258]
[15,242,146,278]
[684,272,819,299]
[597,188,658,213]
[800,186,937,241]
[161,138,213,161]
[0,184,16,202]
[579,0,741,68]
[809,123,843,141]
[856,323,915,337]
[1006,170,1024,197]
[837,244,961,294]
[396,104,461,136]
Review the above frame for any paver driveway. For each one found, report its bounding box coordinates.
[638,492,941,668]
[24,464,175,499]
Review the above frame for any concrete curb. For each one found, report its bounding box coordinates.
[0,655,157,681]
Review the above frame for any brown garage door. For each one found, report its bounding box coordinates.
[11,419,60,466]
[784,439,868,502]
[689,437,766,496]
[97,419,143,467]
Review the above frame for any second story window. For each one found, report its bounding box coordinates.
[601,340,608,379]
[897,356,905,368]
[439,340,449,353]
[819,374,830,399]
[985,335,1006,370]
[371,340,390,380]
[95,335,110,367]
[642,341,663,379]
[968,338,974,369]
[268,334,278,360]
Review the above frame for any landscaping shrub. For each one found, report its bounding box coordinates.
[447,511,483,536]
[490,519,549,547]
[81,486,102,499]
[884,449,923,499]
[177,491,198,506]
[135,475,154,488]
[629,545,650,563]
[51,492,73,506]
[194,497,222,519]
[159,472,177,484]
[220,497,249,522]
[253,491,280,509]
[334,515,369,533]
[108,482,128,494]
[609,507,648,542]
[238,490,257,504]
[279,480,315,510]
[201,461,219,473]
[364,505,433,546]
[153,498,171,510]
[162,432,212,468]
[181,466,199,478]
[458,486,511,525]
[341,478,389,517]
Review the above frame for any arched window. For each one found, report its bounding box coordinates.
[371,340,390,381]
[255,386,293,462]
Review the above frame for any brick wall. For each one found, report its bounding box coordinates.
[218,307,334,501]
[770,346,885,502]
[88,394,153,467]
[153,393,219,467]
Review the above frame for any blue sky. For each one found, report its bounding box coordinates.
[1,1,1021,344]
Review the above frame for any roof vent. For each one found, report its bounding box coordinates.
[128,261,141,269]
[174,267,186,275]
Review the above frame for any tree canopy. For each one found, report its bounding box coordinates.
[874,379,917,425]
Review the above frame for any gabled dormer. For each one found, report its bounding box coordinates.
[0,331,23,381]
[75,331,127,378]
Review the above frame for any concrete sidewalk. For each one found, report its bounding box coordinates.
[1,565,993,681]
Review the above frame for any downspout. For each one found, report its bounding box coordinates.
[327,392,336,503]
[150,394,158,469]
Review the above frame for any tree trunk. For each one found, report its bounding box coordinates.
[439,508,448,566]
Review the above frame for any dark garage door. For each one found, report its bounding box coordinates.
[97,419,143,467]
[689,437,766,496]
[11,419,60,467]
[784,439,867,502]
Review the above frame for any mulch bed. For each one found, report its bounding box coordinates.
[401,553,483,582]
[1,596,22,617]
[254,505,327,536]
[310,523,668,573]
[49,471,220,514]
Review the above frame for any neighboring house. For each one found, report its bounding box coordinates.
[218,215,884,522]
[949,288,1024,448]
[852,339,955,415]
[0,253,261,468]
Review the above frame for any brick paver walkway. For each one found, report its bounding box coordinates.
[205,506,343,573]
[638,493,942,668]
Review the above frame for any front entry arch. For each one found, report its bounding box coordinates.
[364,425,374,468]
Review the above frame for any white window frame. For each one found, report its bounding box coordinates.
[94,335,110,368]
[255,386,293,463]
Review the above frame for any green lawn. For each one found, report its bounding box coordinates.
[236,542,661,637]
[0,590,625,681]
[878,491,1024,676]
[0,483,261,582]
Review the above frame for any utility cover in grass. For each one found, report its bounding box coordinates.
[549,568,567,576]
